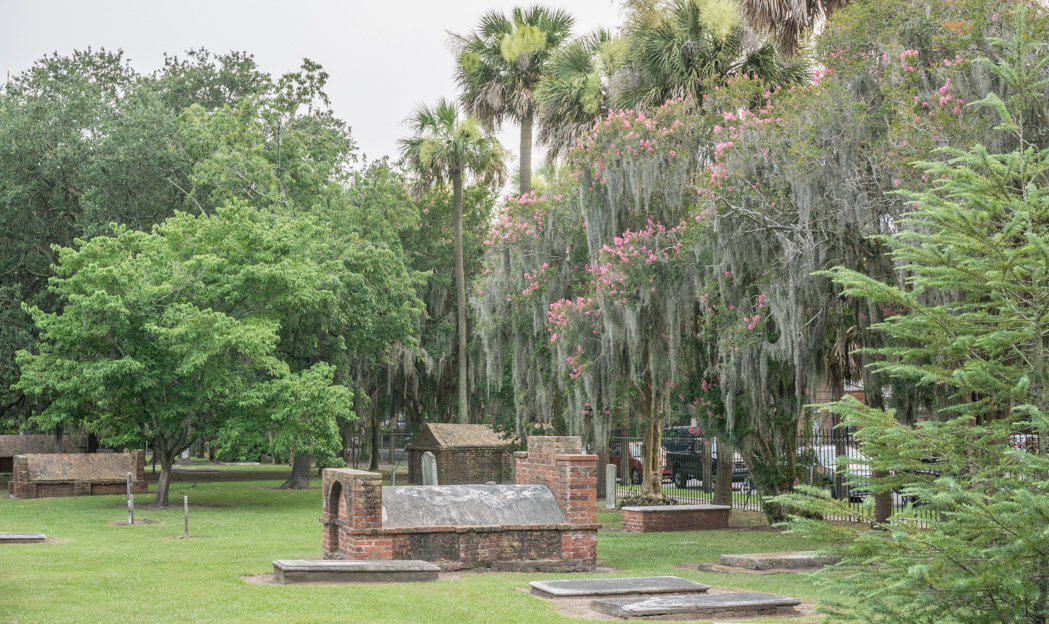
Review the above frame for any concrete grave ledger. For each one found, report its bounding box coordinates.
[590,592,803,618]
[719,551,840,570]
[272,559,439,584]
[530,576,709,597]
[0,533,47,544]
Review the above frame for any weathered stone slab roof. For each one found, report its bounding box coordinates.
[24,453,133,482]
[0,435,85,457]
[409,423,509,449]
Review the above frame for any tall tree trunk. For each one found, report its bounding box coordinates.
[868,384,892,524]
[640,354,663,499]
[280,454,312,489]
[153,443,177,507]
[519,109,533,195]
[595,440,609,499]
[712,437,733,506]
[369,401,381,471]
[453,173,469,424]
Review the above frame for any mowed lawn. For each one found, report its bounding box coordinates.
[1,465,835,623]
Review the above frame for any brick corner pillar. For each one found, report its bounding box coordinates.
[9,455,29,499]
[320,468,391,560]
[554,453,598,525]
[132,450,148,493]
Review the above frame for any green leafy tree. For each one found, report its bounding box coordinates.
[400,99,506,424]
[779,9,1049,622]
[453,5,574,194]
[15,207,360,506]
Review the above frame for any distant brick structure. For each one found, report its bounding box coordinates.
[621,504,731,532]
[8,450,147,499]
[406,423,514,485]
[321,436,598,571]
[0,435,87,474]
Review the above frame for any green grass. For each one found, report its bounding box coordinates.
[1,467,837,623]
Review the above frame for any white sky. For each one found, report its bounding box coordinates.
[0,0,623,166]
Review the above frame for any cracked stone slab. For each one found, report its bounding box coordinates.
[272,559,440,585]
[530,576,710,598]
[0,532,47,544]
[382,484,564,528]
[719,551,839,570]
[590,592,802,618]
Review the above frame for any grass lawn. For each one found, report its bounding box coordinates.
[1,465,838,623]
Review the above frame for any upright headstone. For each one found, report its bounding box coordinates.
[421,451,438,486]
[605,464,617,509]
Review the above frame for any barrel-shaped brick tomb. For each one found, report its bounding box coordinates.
[321,436,598,571]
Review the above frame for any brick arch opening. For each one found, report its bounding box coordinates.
[327,479,343,558]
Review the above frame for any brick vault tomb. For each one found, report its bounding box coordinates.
[320,436,599,571]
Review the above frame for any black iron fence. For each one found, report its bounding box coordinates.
[609,429,936,521]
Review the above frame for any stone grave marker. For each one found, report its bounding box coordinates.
[0,532,47,544]
[719,551,839,571]
[530,576,709,598]
[590,592,802,619]
[421,451,438,485]
[272,559,440,584]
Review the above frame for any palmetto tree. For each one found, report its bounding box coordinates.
[453,5,573,195]
[399,99,506,424]
[535,30,624,159]
[615,0,809,111]
[739,0,849,57]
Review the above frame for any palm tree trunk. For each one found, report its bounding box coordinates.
[453,173,469,424]
[519,109,533,195]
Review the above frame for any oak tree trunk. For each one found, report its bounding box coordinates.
[280,454,312,489]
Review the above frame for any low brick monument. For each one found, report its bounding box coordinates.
[8,450,147,499]
[321,436,598,571]
[0,434,87,473]
[406,423,515,485]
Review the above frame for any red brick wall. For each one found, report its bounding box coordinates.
[514,436,597,526]
[622,506,730,532]
[408,447,510,485]
[9,456,29,498]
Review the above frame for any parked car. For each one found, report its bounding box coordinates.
[663,430,748,489]
[796,444,871,502]
[610,441,669,484]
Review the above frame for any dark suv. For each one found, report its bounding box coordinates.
[663,428,749,489]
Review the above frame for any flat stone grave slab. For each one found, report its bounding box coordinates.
[382,484,565,528]
[719,551,839,571]
[530,576,709,598]
[172,466,221,473]
[272,559,439,585]
[0,532,46,544]
[590,592,802,619]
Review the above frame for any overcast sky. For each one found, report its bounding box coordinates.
[1,0,623,166]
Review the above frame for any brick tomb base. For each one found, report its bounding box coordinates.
[9,451,147,499]
[321,436,598,571]
[621,504,731,533]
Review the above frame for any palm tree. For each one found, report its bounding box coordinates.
[452,5,574,195]
[739,0,849,57]
[613,0,809,111]
[535,29,624,159]
[399,99,506,424]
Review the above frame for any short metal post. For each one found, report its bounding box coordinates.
[183,495,189,538]
[126,472,134,525]
[606,464,617,509]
